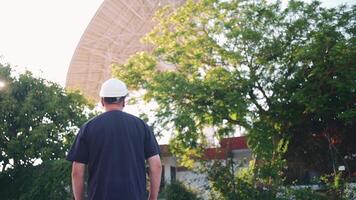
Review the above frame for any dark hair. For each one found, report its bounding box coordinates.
[103,97,125,104]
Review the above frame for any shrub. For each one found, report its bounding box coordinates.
[0,160,72,200]
[278,187,326,200]
[163,181,201,200]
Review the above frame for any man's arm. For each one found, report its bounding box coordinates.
[147,155,162,200]
[71,161,86,200]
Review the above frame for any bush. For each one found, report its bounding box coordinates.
[0,160,72,200]
[344,183,356,200]
[206,160,329,200]
[207,160,276,200]
[163,181,201,200]
[278,187,326,200]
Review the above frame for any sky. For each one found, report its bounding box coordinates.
[0,0,354,87]
[0,0,104,85]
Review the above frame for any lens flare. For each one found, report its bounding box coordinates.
[0,81,6,89]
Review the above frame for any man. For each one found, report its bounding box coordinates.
[67,78,162,200]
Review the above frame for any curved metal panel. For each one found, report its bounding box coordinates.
[66,0,183,100]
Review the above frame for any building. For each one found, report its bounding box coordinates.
[159,136,253,199]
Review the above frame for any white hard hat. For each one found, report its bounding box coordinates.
[99,78,128,97]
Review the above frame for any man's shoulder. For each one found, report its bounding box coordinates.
[79,112,108,128]
[120,111,149,127]
[89,110,146,125]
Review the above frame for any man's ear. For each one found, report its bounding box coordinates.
[101,98,104,107]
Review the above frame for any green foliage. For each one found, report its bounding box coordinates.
[113,0,355,189]
[319,172,348,199]
[278,187,326,200]
[0,63,94,199]
[344,184,356,200]
[163,181,201,200]
[207,161,259,200]
[207,160,329,200]
[0,160,72,200]
[0,63,94,170]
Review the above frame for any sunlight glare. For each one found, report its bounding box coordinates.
[0,81,6,89]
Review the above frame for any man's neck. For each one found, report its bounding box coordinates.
[104,105,124,112]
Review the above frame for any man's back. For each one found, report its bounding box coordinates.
[67,110,160,200]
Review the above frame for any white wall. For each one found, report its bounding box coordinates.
[161,156,177,184]
[177,171,210,200]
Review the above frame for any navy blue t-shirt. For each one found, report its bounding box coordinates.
[66,110,160,200]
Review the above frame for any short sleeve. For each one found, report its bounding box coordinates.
[66,124,89,164]
[144,124,160,159]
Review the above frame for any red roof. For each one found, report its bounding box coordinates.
[220,136,248,150]
[160,144,170,157]
[159,136,249,160]
[204,136,248,160]
[204,148,229,159]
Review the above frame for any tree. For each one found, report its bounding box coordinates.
[0,63,94,199]
[0,63,94,170]
[113,0,355,188]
